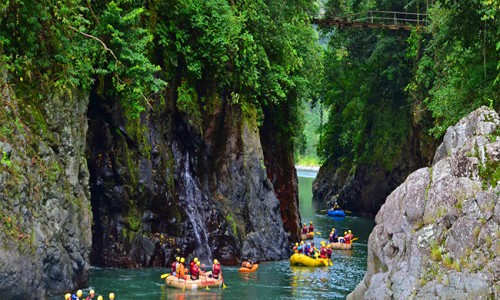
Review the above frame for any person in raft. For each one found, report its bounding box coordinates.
[189,257,199,276]
[298,241,305,253]
[347,230,354,242]
[191,260,201,280]
[72,290,83,300]
[85,290,96,300]
[320,242,328,258]
[308,221,314,233]
[344,231,351,244]
[171,256,180,276]
[177,257,187,280]
[292,242,299,253]
[211,259,222,279]
[301,223,308,234]
[332,202,341,210]
[242,260,254,269]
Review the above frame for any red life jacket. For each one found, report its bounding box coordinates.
[213,264,221,276]
[308,225,314,233]
[302,226,308,234]
[191,264,199,280]
[171,261,177,273]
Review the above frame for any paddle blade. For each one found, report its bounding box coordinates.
[206,286,210,291]
[315,231,321,235]
[160,273,170,279]
[223,283,227,290]
[352,237,358,241]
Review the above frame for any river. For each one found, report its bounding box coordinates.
[54,170,375,299]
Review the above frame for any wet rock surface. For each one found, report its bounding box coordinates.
[0,79,91,297]
[348,106,500,299]
[87,91,294,268]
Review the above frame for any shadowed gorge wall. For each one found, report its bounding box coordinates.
[87,86,293,267]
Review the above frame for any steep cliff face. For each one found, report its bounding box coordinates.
[260,105,301,243]
[0,77,91,297]
[349,106,500,299]
[87,89,292,267]
[312,127,430,216]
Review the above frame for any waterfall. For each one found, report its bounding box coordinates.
[181,153,213,262]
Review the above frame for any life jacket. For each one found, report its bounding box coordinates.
[190,264,199,280]
[189,262,196,275]
[298,246,303,253]
[326,248,333,258]
[244,261,252,269]
[171,261,177,274]
[212,264,221,278]
[304,245,310,254]
[302,226,308,234]
[320,247,327,258]
[175,261,181,274]
[329,233,334,242]
[293,246,298,253]
[308,225,314,233]
[177,263,186,279]
[344,234,351,244]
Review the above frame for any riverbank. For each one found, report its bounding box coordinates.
[295,165,320,171]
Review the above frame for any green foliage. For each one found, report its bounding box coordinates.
[0,0,165,118]
[1,151,11,167]
[410,0,500,138]
[318,21,412,168]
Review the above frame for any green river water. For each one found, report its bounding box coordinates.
[55,170,375,299]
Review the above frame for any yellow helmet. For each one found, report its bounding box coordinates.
[89,290,95,295]
[194,257,199,262]
[98,296,103,300]
[295,242,298,246]
[176,256,180,261]
[77,290,83,297]
[180,257,185,263]
[196,261,200,266]
[214,259,219,264]
[109,292,115,299]
[309,221,312,224]
[344,231,347,235]
[303,223,306,226]
[348,230,352,233]
[326,244,331,248]
[65,293,71,300]
[300,241,304,245]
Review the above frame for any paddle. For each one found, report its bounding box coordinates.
[315,231,321,235]
[352,237,358,242]
[160,273,170,279]
[204,273,210,291]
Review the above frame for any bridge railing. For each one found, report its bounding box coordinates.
[314,10,429,30]
[348,10,429,26]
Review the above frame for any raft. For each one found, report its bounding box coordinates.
[329,242,353,250]
[301,232,315,240]
[165,271,223,290]
[238,263,259,273]
[289,253,332,267]
[327,209,345,217]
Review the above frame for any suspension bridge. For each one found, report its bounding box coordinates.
[312,10,428,30]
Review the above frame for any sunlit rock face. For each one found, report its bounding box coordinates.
[0,80,92,297]
[87,91,294,268]
[349,106,500,300]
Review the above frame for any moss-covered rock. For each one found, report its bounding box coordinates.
[349,107,500,299]
[0,76,91,297]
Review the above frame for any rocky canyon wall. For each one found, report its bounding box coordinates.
[87,87,296,268]
[349,106,500,299]
[0,74,92,297]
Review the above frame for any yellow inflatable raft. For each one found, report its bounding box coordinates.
[165,271,223,290]
[289,253,332,267]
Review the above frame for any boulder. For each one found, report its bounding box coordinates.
[348,106,500,299]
